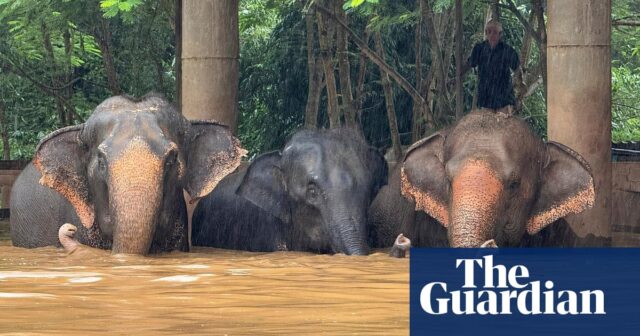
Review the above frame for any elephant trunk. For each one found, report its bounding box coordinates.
[326,203,369,255]
[109,139,164,254]
[449,160,503,247]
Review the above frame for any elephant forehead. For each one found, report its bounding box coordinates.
[109,138,164,174]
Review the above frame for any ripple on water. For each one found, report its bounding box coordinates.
[152,275,200,283]
[68,277,103,283]
[0,271,102,279]
[0,292,56,299]
[226,269,251,276]
[176,264,209,269]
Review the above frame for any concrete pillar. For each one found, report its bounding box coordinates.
[547,0,611,243]
[181,0,239,130]
[181,0,239,248]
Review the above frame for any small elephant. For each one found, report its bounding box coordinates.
[369,110,595,248]
[192,128,388,255]
[10,93,245,254]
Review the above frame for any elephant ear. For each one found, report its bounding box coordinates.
[236,151,291,223]
[527,142,595,235]
[33,125,95,229]
[368,147,389,199]
[184,120,247,201]
[400,131,450,227]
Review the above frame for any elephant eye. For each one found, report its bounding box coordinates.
[306,182,321,202]
[165,151,178,167]
[97,152,107,173]
[508,178,520,190]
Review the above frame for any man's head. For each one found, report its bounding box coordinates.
[485,19,502,48]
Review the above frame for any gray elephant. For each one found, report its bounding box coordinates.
[10,93,245,254]
[369,110,596,248]
[192,128,388,255]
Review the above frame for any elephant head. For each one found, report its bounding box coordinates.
[400,111,594,247]
[236,129,387,255]
[33,93,245,254]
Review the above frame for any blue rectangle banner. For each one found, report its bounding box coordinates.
[410,248,640,335]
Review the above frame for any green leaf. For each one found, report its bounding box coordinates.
[351,0,365,7]
[118,2,132,11]
[100,0,118,9]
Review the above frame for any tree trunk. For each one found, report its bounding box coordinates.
[353,28,369,127]
[0,101,9,160]
[335,0,355,128]
[533,0,547,102]
[95,17,121,96]
[304,11,322,128]
[62,27,75,124]
[488,0,500,22]
[374,32,402,162]
[316,5,340,128]
[422,0,451,123]
[314,4,424,108]
[412,2,424,142]
[175,0,182,105]
[513,9,535,113]
[41,23,66,126]
[0,100,9,208]
[454,0,463,120]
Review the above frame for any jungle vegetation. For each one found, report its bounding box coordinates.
[0,0,638,160]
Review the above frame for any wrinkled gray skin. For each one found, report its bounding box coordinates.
[192,129,388,255]
[369,110,597,248]
[10,93,244,254]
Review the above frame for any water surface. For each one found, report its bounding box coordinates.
[0,221,409,334]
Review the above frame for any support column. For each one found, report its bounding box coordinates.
[181,0,239,130]
[181,0,239,248]
[547,0,611,243]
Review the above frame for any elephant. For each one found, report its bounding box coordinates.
[192,128,388,255]
[369,110,596,248]
[10,93,245,254]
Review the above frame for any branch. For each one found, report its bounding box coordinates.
[613,19,640,27]
[313,4,425,105]
[1,58,80,95]
[498,0,541,43]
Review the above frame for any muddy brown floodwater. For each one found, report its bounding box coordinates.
[0,220,409,335]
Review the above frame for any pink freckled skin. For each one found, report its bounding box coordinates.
[58,223,80,253]
[449,160,503,247]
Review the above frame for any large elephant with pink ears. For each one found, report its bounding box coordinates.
[369,110,598,248]
[10,93,245,254]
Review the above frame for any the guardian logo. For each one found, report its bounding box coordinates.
[420,255,606,315]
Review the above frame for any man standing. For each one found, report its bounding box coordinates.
[461,19,520,114]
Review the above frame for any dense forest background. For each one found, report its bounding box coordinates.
[0,0,638,160]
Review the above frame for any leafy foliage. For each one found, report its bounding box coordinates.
[0,0,638,161]
[0,0,176,159]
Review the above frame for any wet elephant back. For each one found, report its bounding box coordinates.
[192,168,287,252]
[368,164,448,248]
[10,163,81,248]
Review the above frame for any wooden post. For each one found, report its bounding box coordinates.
[547,0,612,244]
